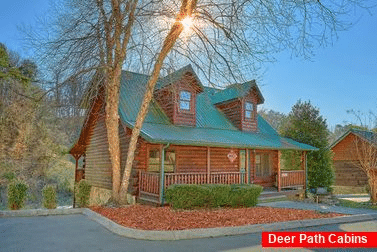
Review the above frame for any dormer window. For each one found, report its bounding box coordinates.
[245,102,253,119]
[179,90,191,111]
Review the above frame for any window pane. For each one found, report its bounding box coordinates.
[180,91,191,101]
[148,149,160,172]
[180,101,190,110]
[165,151,176,163]
[255,154,261,164]
[239,150,246,170]
[245,110,252,119]
[245,102,253,110]
[263,154,270,176]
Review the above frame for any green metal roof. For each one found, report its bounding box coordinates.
[119,67,317,151]
[211,80,265,105]
[329,128,377,149]
[156,64,204,91]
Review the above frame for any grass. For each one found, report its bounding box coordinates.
[332,186,368,195]
[336,199,377,210]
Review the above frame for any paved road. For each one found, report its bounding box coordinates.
[1,214,377,252]
[258,201,377,215]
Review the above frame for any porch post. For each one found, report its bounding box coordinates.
[160,144,170,205]
[252,150,256,183]
[72,153,81,208]
[159,145,165,205]
[246,149,250,184]
[277,150,281,192]
[303,151,308,195]
[207,147,211,184]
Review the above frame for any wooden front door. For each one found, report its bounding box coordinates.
[254,153,275,187]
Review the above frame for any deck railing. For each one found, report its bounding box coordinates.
[138,170,303,200]
[209,172,245,184]
[165,173,208,188]
[139,171,246,197]
[139,171,160,196]
[280,170,305,188]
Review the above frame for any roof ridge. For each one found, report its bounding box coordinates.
[122,70,150,77]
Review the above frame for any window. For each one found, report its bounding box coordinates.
[179,91,191,111]
[164,150,175,172]
[147,148,175,173]
[239,150,246,171]
[255,154,272,177]
[148,149,160,172]
[245,102,253,119]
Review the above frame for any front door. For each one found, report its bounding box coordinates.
[254,153,274,186]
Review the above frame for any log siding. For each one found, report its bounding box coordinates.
[331,132,369,187]
[85,117,112,190]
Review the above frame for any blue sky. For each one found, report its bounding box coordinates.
[1,1,376,129]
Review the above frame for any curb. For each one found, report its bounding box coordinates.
[2,208,377,240]
[82,209,377,240]
[0,208,84,218]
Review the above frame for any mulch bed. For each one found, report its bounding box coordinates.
[91,205,344,231]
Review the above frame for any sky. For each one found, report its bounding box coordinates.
[1,1,376,129]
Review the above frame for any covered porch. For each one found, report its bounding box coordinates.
[138,146,307,204]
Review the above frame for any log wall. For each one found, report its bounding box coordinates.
[85,117,112,190]
[331,133,369,186]
[333,160,368,186]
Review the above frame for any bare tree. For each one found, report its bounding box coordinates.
[347,111,377,203]
[119,0,198,202]
[353,131,377,203]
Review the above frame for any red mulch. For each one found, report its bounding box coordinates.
[91,205,344,231]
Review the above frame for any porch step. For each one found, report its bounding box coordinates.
[258,195,287,203]
[259,188,304,200]
[138,197,161,206]
[138,192,161,206]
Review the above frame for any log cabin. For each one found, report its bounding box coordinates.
[70,65,317,204]
[330,129,377,187]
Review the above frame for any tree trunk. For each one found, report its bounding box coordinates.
[105,67,122,202]
[119,0,197,204]
[368,174,377,204]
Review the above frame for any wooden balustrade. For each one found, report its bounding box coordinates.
[139,171,247,196]
[140,170,305,196]
[165,173,208,188]
[209,172,245,184]
[139,171,160,196]
[280,170,305,188]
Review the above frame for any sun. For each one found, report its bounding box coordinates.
[181,16,194,31]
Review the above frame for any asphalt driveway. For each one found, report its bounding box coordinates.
[2,214,377,252]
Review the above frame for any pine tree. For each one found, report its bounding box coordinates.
[280,100,334,190]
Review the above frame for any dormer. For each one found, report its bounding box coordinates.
[154,65,203,127]
[212,81,264,132]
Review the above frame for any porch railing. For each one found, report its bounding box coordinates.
[164,172,245,188]
[209,172,245,184]
[165,173,207,188]
[139,171,246,198]
[280,170,305,188]
[139,171,160,196]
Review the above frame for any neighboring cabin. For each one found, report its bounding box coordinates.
[70,65,317,204]
[330,129,376,187]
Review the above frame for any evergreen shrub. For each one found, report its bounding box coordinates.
[165,184,263,209]
[42,184,57,209]
[7,180,28,210]
[76,180,92,207]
